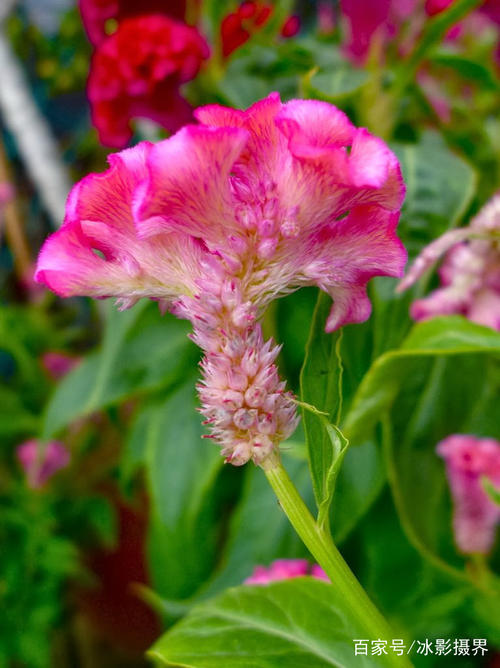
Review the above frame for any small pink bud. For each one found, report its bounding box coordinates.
[258,238,278,259]
[233,408,257,430]
[245,385,264,407]
[258,218,277,237]
[222,389,244,409]
[280,219,300,238]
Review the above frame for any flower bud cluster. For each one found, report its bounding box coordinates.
[174,273,299,466]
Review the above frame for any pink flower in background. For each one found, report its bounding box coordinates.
[399,193,500,330]
[221,1,272,58]
[87,14,209,147]
[79,0,186,45]
[437,435,500,554]
[317,1,336,35]
[341,0,500,67]
[244,559,329,584]
[35,93,405,466]
[424,0,454,16]
[281,14,301,38]
[17,439,70,489]
[41,351,82,380]
[340,0,417,63]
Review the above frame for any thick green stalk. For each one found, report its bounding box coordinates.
[264,461,414,668]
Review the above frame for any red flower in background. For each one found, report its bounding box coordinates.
[87,14,209,147]
[79,0,186,45]
[221,1,300,58]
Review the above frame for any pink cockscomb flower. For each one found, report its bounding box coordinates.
[399,193,500,330]
[244,559,330,584]
[437,434,500,554]
[87,14,209,148]
[35,93,406,467]
[79,0,186,46]
[17,439,70,489]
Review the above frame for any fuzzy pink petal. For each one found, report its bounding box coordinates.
[273,112,404,237]
[195,93,294,211]
[467,289,500,331]
[35,141,203,302]
[300,204,406,331]
[348,128,405,210]
[195,93,284,167]
[275,99,355,157]
[398,229,472,292]
[410,288,469,321]
[133,124,249,241]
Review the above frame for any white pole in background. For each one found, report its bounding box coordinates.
[0,0,70,226]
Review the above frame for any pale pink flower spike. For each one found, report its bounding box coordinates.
[399,193,500,331]
[437,434,500,555]
[35,93,406,467]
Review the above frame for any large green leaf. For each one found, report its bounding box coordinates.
[42,303,196,437]
[382,353,500,575]
[392,133,476,260]
[300,292,345,527]
[146,378,223,600]
[307,67,369,103]
[343,316,500,597]
[150,579,388,668]
[331,440,385,544]
[342,316,500,445]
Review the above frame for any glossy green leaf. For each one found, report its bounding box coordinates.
[343,315,500,588]
[42,303,196,437]
[381,352,500,595]
[331,440,385,544]
[307,67,369,102]
[343,316,500,445]
[300,292,346,526]
[429,53,500,91]
[392,133,476,260]
[146,378,223,600]
[150,579,388,668]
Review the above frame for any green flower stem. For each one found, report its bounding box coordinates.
[264,461,414,668]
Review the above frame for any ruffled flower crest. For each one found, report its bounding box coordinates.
[35,94,406,466]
